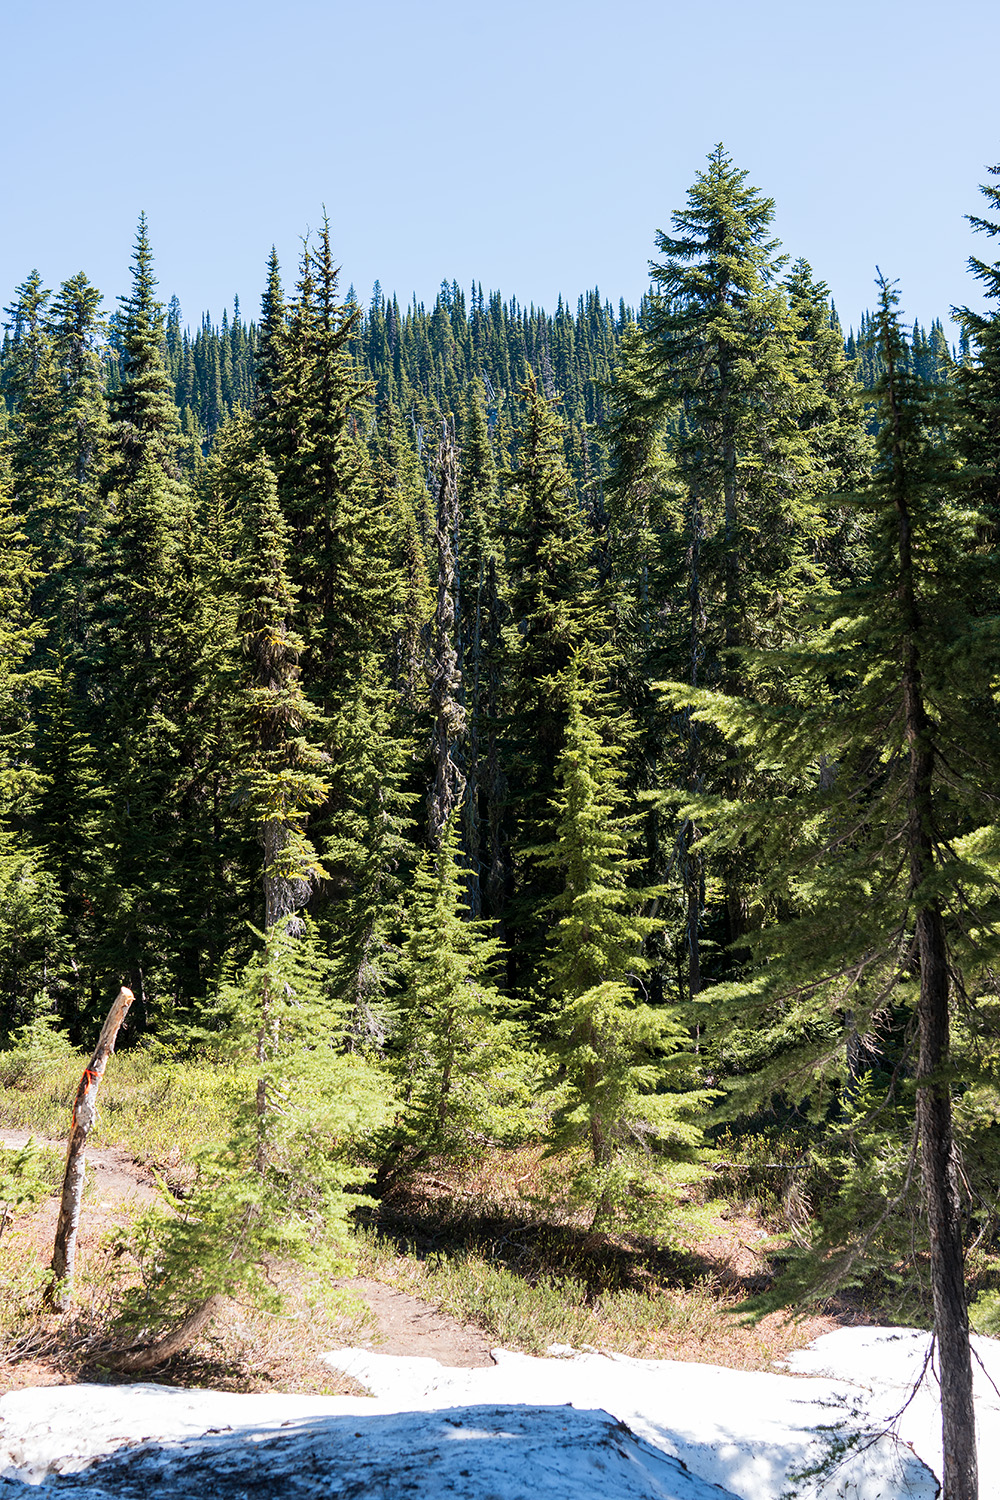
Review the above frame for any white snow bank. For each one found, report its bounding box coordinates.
[322,1340,939,1499]
[782,1326,1000,1486]
[0,1325,973,1499]
[0,1399,733,1500]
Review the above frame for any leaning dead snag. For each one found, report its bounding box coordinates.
[48,986,134,1310]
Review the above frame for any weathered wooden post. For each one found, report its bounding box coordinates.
[48,986,134,1310]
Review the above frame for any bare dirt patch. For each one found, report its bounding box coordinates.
[0,1132,497,1393]
[339,1276,495,1366]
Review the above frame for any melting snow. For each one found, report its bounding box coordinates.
[3,1326,995,1497]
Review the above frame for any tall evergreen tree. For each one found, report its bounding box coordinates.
[956,163,1000,544]
[505,371,607,979]
[105,214,182,491]
[668,277,998,1500]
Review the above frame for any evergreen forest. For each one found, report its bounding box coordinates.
[4,144,1000,1496]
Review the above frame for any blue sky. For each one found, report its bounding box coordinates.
[4,0,997,336]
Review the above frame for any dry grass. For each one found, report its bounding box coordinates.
[0,1049,245,1165]
[0,1202,374,1396]
[354,1147,857,1372]
[0,1050,872,1395]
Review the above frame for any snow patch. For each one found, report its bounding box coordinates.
[0,1326,970,1498]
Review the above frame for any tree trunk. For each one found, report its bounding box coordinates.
[685,489,706,999]
[462,558,484,916]
[484,557,508,927]
[885,320,978,1500]
[917,904,978,1500]
[427,423,466,849]
[48,986,134,1310]
[112,1294,225,1372]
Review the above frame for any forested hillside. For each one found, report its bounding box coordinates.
[3,144,1000,1496]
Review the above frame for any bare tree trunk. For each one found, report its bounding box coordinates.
[916,903,977,1500]
[685,490,706,1000]
[427,423,466,849]
[483,557,509,927]
[48,987,134,1310]
[463,558,484,915]
[885,323,978,1500]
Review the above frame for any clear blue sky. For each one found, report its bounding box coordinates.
[4,0,997,337]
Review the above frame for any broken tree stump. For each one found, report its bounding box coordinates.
[48,986,134,1311]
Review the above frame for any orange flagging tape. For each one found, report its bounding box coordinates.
[71,1069,100,1128]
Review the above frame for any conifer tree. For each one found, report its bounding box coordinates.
[0,418,56,1040]
[427,423,466,848]
[105,214,182,491]
[383,812,523,1179]
[955,163,1000,543]
[667,277,997,1500]
[457,379,505,915]
[324,655,413,1046]
[611,148,838,989]
[254,248,286,447]
[87,444,245,1022]
[538,664,707,1228]
[43,272,109,649]
[208,418,329,933]
[505,371,606,977]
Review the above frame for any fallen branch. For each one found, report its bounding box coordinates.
[47,986,134,1311]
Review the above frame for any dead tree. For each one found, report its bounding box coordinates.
[48,987,134,1310]
[427,422,466,848]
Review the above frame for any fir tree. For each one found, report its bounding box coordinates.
[505,370,607,980]
[105,214,182,491]
[955,163,1000,544]
[383,812,524,1179]
[427,422,466,848]
[206,418,329,933]
[538,664,708,1228]
[667,276,998,1500]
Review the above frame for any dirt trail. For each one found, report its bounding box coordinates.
[1,1129,162,1210]
[0,1129,494,1374]
[342,1277,495,1366]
